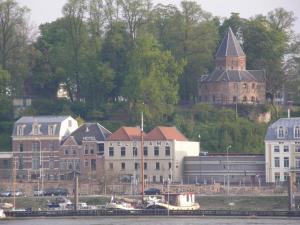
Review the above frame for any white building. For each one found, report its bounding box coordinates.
[265,117,300,183]
[104,126,199,184]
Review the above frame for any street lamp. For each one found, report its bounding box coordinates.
[226,145,232,197]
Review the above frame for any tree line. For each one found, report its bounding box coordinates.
[0,0,299,152]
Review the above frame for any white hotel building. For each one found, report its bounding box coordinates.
[104,126,199,184]
[265,117,300,183]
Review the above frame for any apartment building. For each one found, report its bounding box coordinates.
[265,117,300,183]
[12,116,78,180]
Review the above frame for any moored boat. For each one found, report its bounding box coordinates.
[105,196,137,211]
[146,192,200,210]
[0,209,6,218]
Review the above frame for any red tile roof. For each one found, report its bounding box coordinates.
[145,126,188,141]
[108,126,142,141]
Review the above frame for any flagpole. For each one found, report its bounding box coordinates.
[141,111,144,202]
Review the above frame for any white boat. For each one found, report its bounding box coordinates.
[146,192,200,210]
[0,209,6,218]
[105,196,136,211]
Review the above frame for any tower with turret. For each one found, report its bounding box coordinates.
[199,27,266,105]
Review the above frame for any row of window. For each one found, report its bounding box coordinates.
[273,145,300,153]
[274,157,300,168]
[274,172,290,182]
[19,142,56,152]
[109,162,172,171]
[277,126,300,138]
[109,146,171,157]
[201,95,259,103]
[274,157,290,168]
[111,141,169,147]
[16,120,73,136]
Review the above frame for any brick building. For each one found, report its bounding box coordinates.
[12,116,78,181]
[199,27,266,105]
[59,123,111,180]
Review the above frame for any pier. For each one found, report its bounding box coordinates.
[4,209,300,218]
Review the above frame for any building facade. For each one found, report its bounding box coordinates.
[0,152,13,179]
[265,117,300,183]
[183,154,265,185]
[12,116,78,181]
[104,126,199,184]
[59,123,111,180]
[199,27,266,105]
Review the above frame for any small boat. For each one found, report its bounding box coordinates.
[0,209,6,218]
[146,192,200,210]
[105,195,136,211]
[47,197,72,210]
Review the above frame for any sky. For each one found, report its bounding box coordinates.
[17,0,300,33]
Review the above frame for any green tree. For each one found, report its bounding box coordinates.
[150,1,219,103]
[122,34,185,123]
[0,0,30,95]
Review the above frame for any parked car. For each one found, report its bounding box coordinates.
[44,188,69,196]
[0,190,23,197]
[33,189,45,196]
[143,188,161,195]
[0,191,12,197]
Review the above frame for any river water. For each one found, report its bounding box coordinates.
[1,217,300,225]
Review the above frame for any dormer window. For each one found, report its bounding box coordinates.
[68,120,72,127]
[33,123,39,135]
[17,125,25,136]
[294,126,300,138]
[48,125,56,135]
[278,126,285,138]
[85,126,89,132]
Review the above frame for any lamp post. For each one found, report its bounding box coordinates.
[226,145,231,197]
[198,134,201,184]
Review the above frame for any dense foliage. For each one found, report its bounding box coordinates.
[0,0,300,153]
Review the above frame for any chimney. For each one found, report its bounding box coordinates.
[288,108,290,118]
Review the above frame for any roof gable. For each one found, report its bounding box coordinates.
[62,136,78,146]
[145,126,188,141]
[109,126,142,141]
[216,27,245,57]
[70,123,111,144]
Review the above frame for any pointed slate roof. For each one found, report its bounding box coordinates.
[70,123,111,144]
[216,27,245,57]
[145,126,188,141]
[109,126,142,141]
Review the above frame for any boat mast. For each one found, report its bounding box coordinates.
[13,157,16,209]
[141,111,144,201]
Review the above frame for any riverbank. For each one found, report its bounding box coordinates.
[1,195,300,211]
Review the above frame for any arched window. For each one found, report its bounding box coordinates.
[294,126,300,138]
[243,83,247,89]
[243,96,247,102]
[278,126,285,138]
[251,96,255,102]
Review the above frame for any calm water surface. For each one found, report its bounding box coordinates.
[1,217,300,225]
